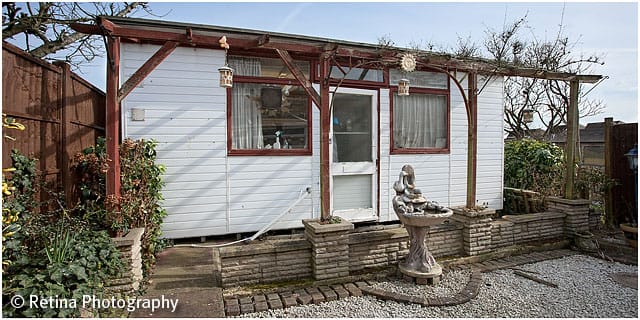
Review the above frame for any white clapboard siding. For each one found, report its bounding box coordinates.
[379,89,392,221]
[121,43,229,239]
[227,156,315,233]
[380,73,503,222]
[476,75,504,209]
[121,42,503,237]
[121,43,321,238]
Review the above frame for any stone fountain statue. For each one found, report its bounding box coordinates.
[393,164,453,284]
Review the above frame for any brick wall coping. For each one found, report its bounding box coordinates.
[218,238,311,258]
[501,211,566,223]
[545,197,591,206]
[451,207,496,218]
[112,227,145,247]
[303,218,354,234]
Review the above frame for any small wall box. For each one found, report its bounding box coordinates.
[131,108,145,121]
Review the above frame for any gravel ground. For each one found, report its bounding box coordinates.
[370,268,471,298]
[239,254,638,318]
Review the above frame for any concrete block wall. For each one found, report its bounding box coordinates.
[214,200,591,287]
[425,223,464,257]
[546,198,591,236]
[303,219,353,281]
[451,209,495,256]
[217,238,312,288]
[491,212,566,249]
[349,226,409,274]
[108,227,145,293]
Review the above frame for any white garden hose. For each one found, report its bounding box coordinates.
[173,187,312,248]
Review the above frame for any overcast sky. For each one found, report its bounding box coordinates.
[71,1,638,124]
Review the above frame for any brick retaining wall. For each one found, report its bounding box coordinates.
[107,227,145,293]
[491,212,566,249]
[588,208,603,230]
[215,198,590,287]
[546,197,591,236]
[217,238,312,288]
[348,226,409,274]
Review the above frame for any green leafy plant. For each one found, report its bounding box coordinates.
[71,137,111,231]
[45,223,75,264]
[575,165,617,226]
[119,138,168,275]
[3,228,124,317]
[71,137,168,276]
[2,149,37,271]
[504,139,565,196]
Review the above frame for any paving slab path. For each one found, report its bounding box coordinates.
[129,247,224,318]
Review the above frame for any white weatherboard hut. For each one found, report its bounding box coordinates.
[72,17,601,239]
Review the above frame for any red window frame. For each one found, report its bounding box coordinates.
[227,76,313,156]
[389,86,451,155]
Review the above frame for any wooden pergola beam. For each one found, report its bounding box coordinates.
[71,20,603,83]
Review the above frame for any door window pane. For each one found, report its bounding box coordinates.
[332,93,372,162]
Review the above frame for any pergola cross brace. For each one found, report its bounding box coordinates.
[118,40,179,102]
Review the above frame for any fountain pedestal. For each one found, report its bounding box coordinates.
[397,213,451,284]
[392,165,453,285]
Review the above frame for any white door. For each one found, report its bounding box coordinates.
[330,88,378,222]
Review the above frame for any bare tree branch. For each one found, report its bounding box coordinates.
[3,2,162,68]
[485,14,606,139]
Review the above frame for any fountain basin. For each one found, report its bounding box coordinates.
[396,209,453,227]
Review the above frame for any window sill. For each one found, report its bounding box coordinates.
[228,149,312,156]
[390,148,450,155]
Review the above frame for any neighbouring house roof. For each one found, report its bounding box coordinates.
[506,120,625,144]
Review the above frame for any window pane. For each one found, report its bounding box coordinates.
[330,66,384,82]
[229,56,310,79]
[333,175,372,210]
[232,83,309,150]
[393,93,447,149]
[390,69,448,89]
[333,93,372,162]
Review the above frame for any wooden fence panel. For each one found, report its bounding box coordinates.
[2,42,105,206]
[607,122,638,225]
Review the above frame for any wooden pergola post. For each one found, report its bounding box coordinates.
[319,52,332,220]
[564,80,580,199]
[466,72,478,208]
[105,36,121,202]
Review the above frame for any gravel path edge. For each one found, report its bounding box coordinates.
[360,267,482,307]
